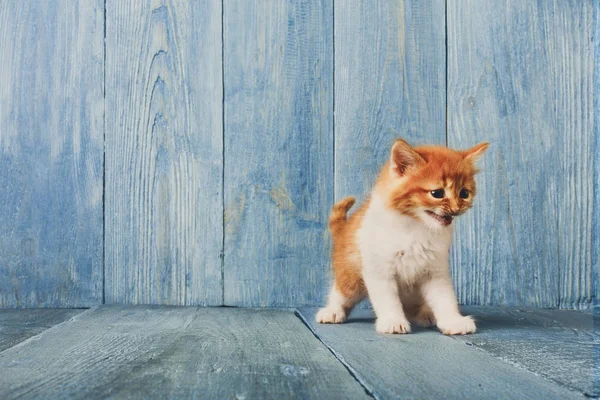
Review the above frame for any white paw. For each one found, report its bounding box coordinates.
[375,316,411,334]
[316,307,347,324]
[437,315,476,335]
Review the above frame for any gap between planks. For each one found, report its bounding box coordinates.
[295,309,378,400]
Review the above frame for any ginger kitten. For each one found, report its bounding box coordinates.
[317,139,489,335]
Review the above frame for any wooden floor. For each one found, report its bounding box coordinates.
[0,306,597,399]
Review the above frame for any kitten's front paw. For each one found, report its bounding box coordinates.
[376,316,411,334]
[316,307,347,324]
[437,315,476,335]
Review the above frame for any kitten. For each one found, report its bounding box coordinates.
[316,139,489,335]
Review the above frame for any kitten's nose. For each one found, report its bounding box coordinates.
[449,205,460,215]
[448,199,460,216]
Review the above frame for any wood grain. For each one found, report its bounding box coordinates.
[105,0,223,305]
[593,0,600,309]
[223,0,334,306]
[334,0,446,199]
[456,306,599,397]
[298,307,582,400]
[0,0,595,310]
[0,309,83,352]
[447,0,595,308]
[0,306,369,399]
[0,1,104,307]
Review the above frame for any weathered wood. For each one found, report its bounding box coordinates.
[0,309,83,353]
[593,0,600,309]
[0,306,369,399]
[447,1,595,308]
[334,0,446,199]
[297,308,581,400]
[105,0,223,305]
[455,306,599,398]
[594,309,600,397]
[223,0,334,306]
[0,1,104,307]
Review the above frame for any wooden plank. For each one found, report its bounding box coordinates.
[298,308,581,400]
[334,0,446,199]
[0,306,369,399]
[223,0,334,306]
[452,307,599,397]
[105,0,223,305]
[594,308,600,397]
[594,0,600,309]
[447,1,595,308]
[0,309,84,353]
[0,1,104,308]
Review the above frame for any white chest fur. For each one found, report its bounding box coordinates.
[357,195,452,282]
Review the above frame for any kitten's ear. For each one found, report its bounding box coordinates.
[390,139,424,176]
[462,142,489,161]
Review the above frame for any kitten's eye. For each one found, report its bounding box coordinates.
[430,189,444,199]
[459,189,469,199]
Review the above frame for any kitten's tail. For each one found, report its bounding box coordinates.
[329,196,356,232]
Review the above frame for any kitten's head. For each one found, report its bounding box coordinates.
[380,138,489,230]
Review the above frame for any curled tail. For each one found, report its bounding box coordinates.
[329,196,356,232]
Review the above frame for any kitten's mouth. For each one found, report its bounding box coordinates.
[425,210,453,226]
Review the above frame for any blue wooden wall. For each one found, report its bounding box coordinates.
[0,1,104,307]
[448,0,597,309]
[104,1,223,306]
[0,0,597,309]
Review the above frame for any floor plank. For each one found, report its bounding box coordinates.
[0,306,369,400]
[456,306,599,398]
[298,308,582,400]
[0,309,84,353]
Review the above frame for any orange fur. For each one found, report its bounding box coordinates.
[329,197,368,302]
[319,139,489,333]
